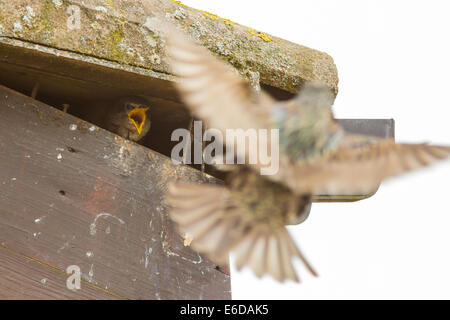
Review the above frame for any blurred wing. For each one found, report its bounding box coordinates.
[165,25,275,135]
[166,181,316,282]
[284,135,450,194]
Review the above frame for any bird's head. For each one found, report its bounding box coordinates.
[293,82,335,121]
[115,97,151,141]
[273,82,340,162]
[127,105,149,135]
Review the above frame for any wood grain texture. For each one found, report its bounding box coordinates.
[0,245,118,299]
[0,86,231,300]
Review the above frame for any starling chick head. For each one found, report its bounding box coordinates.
[108,97,151,142]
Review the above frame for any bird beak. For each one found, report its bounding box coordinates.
[128,107,149,135]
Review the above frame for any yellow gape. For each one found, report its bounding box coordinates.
[128,107,148,134]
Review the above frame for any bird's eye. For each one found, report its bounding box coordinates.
[125,104,134,111]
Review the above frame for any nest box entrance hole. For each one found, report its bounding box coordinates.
[0,43,299,180]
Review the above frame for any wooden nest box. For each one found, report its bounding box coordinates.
[0,0,393,299]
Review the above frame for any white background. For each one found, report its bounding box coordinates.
[181,0,450,299]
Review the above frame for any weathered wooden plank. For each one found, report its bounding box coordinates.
[0,85,231,300]
[0,245,119,299]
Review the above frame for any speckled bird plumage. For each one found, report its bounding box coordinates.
[227,168,311,228]
[272,87,344,163]
[166,167,315,282]
[162,23,450,282]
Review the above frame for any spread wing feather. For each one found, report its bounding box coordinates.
[164,25,450,196]
[165,25,274,136]
[281,136,450,194]
[166,181,316,282]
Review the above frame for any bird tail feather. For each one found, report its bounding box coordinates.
[166,181,317,282]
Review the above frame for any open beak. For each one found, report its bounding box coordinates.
[128,107,149,135]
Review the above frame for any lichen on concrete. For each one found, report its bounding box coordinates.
[0,0,338,95]
[247,28,272,42]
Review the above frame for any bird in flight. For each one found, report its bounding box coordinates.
[163,24,450,282]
